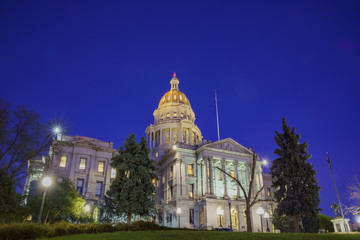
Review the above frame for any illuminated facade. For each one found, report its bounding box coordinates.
[147,74,275,231]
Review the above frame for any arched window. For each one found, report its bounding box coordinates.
[181,112,184,118]
[173,112,177,118]
[161,114,163,120]
[166,112,170,118]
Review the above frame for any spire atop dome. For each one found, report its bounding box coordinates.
[170,72,179,90]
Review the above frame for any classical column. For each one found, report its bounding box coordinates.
[195,159,199,198]
[180,126,183,143]
[169,128,173,146]
[160,129,163,145]
[176,159,181,199]
[234,160,240,199]
[209,156,214,195]
[222,158,228,198]
[204,157,209,195]
[149,132,152,150]
[190,131,193,145]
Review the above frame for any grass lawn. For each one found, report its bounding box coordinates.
[40,230,360,240]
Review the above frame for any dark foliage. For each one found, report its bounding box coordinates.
[270,118,321,233]
[105,134,158,224]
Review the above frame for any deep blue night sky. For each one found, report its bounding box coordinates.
[1,1,359,220]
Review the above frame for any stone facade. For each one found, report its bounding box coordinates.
[147,74,276,231]
[24,135,116,209]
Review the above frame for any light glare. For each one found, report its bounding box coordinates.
[176,207,182,214]
[42,177,52,187]
[85,205,90,212]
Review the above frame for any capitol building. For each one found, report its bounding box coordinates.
[25,73,275,231]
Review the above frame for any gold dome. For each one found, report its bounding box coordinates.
[158,73,191,108]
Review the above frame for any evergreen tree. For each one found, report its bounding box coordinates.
[270,118,320,233]
[105,134,157,224]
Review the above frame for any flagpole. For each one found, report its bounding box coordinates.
[215,90,220,141]
[326,152,348,233]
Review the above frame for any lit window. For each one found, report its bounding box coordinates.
[267,188,271,197]
[59,156,67,168]
[98,161,104,173]
[96,181,103,196]
[111,167,116,178]
[173,112,177,118]
[174,133,177,143]
[77,179,84,195]
[79,158,86,170]
[166,112,170,118]
[219,170,223,180]
[161,114,163,120]
[231,170,235,179]
[188,184,194,199]
[155,152,158,157]
[170,165,174,179]
[181,112,184,118]
[166,134,170,145]
[188,164,194,176]
[162,175,165,184]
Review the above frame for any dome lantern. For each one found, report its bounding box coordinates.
[170,72,179,90]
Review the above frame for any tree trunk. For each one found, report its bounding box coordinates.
[294,213,299,233]
[245,207,252,232]
[127,213,132,224]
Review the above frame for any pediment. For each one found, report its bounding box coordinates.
[73,139,98,147]
[205,138,252,154]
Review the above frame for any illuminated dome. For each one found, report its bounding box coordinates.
[158,72,191,108]
[146,73,203,157]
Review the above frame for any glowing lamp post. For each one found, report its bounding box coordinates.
[177,207,182,228]
[264,212,270,232]
[84,204,90,224]
[256,206,265,233]
[262,159,268,167]
[53,126,62,140]
[37,177,52,224]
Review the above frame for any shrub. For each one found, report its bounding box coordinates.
[131,220,161,231]
[115,222,132,231]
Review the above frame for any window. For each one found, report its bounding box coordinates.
[231,170,235,179]
[169,165,173,179]
[162,175,165,184]
[181,112,184,118]
[188,164,194,176]
[189,209,194,224]
[200,207,204,225]
[111,167,116,178]
[217,207,224,227]
[219,169,223,180]
[267,188,271,197]
[77,179,84,195]
[98,161,104,173]
[173,133,177,143]
[59,155,67,168]
[173,112,177,118]
[79,158,86,170]
[170,185,174,199]
[166,134,170,145]
[96,181,103,196]
[166,112,170,118]
[188,184,194,199]
[161,114,163,120]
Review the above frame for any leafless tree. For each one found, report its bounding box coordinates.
[0,98,54,183]
[216,149,273,232]
[344,176,360,216]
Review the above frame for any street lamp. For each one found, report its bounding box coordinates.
[52,126,62,140]
[228,200,233,231]
[264,212,270,232]
[262,159,268,167]
[177,207,182,228]
[256,206,265,233]
[84,204,90,224]
[37,177,52,224]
